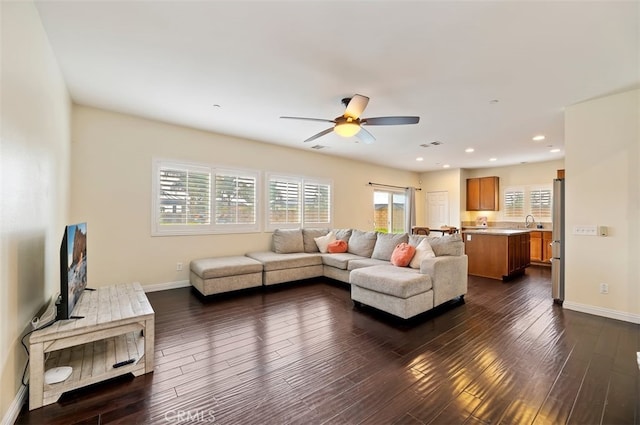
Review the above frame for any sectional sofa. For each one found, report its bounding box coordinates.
[190,228,468,319]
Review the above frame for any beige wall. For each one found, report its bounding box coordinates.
[0,1,71,420]
[564,89,639,322]
[71,106,421,288]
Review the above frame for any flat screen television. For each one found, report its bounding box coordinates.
[57,222,88,320]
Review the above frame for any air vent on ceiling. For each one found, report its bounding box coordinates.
[420,141,443,148]
[310,145,326,150]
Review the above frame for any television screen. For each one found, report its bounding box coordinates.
[58,223,87,320]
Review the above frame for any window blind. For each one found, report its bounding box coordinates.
[503,188,525,218]
[303,181,331,224]
[268,177,302,225]
[530,187,552,218]
[158,167,211,226]
[214,171,257,225]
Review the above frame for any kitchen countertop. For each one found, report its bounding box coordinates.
[462,226,552,233]
[462,228,533,236]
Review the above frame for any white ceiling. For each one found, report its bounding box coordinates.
[34,1,639,172]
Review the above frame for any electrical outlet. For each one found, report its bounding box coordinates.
[176,262,183,271]
[599,283,608,294]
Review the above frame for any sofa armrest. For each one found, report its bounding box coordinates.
[420,255,468,307]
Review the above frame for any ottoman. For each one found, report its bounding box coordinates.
[190,256,263,296]
[349,265,434,319]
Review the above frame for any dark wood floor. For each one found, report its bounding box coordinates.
[17,266,640,424]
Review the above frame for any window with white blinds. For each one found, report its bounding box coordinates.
[529,186,553,219]
[266,174,332,230]
[268,176,302,227]
[503,185,553,221]
[303,181,331,226]
[214,169,258,230]
[156,163,211,228]
[503,188,525,218]
[152,160,259,235]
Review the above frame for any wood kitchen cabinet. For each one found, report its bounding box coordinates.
[463,230,530,280]
[466,176,499,211]
[530,231,543,262]
[529,231,552,264]
[542,231,552,262]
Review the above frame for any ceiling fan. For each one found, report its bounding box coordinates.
[280,94,420,144]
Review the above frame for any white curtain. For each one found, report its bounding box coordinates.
[405,187,416,233]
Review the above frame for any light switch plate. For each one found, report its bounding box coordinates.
[573,225,598,236]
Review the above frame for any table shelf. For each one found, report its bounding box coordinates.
[29,282,154,410]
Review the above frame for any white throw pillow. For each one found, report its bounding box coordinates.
[314,231,336,253]
[409,238,436,269]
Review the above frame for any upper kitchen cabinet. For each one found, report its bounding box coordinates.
[466,176,499,211]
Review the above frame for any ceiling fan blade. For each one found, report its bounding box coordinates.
[356,127,376,144]
[344,94,369,119]
[281,116,336,124]
[303,127,335,143]
[361,116,420,126]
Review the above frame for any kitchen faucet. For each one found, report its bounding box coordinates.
[525,214,535,228]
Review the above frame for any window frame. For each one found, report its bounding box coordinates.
[528,185,553,220]
[503,186,526,219]
[502,184,553,222]
[152,159,260,236]
[373,189,407,234]
[265,173,333,231]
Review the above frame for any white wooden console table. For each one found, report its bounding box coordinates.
[29,282,155,410]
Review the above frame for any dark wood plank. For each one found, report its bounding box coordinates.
[15,268,640,425]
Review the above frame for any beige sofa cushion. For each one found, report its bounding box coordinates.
[348,258,389,271]
[273,228,304,253]
[334,228,353,242]
[409,234,464,256]
[245,251,321,271]
[348,230,377,257]
[371,232,409,261]
[190,256,263,279]
[321,252,365,270]
[350,265,432,299]
[302,228,330,253]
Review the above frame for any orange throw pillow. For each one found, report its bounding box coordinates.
[327,240,348,253]
[390,243,416,267]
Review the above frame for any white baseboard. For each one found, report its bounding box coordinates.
[2,384,27,425]
[563,301,640,324]
[142,280,190,293]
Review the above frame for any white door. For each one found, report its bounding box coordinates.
[426,191,449,229]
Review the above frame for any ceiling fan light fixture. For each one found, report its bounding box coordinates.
[334,122,361,137]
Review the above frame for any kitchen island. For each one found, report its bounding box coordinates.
[462,229,531,280]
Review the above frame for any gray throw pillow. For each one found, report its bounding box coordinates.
[371,232,409,261]
[333,228,353,242]
[410,234,463,256]
[273,228,304,253]
[348,230,378,257]
[302,228,330,253]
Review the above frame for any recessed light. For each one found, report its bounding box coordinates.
[416,157,424,161]
[489,158,497,162]
[550,148,560,153]
[213,104,221,108]
[489,99,499,104]
[443,164,451,168]
[465,148,475,153]
[533,135,545,141]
